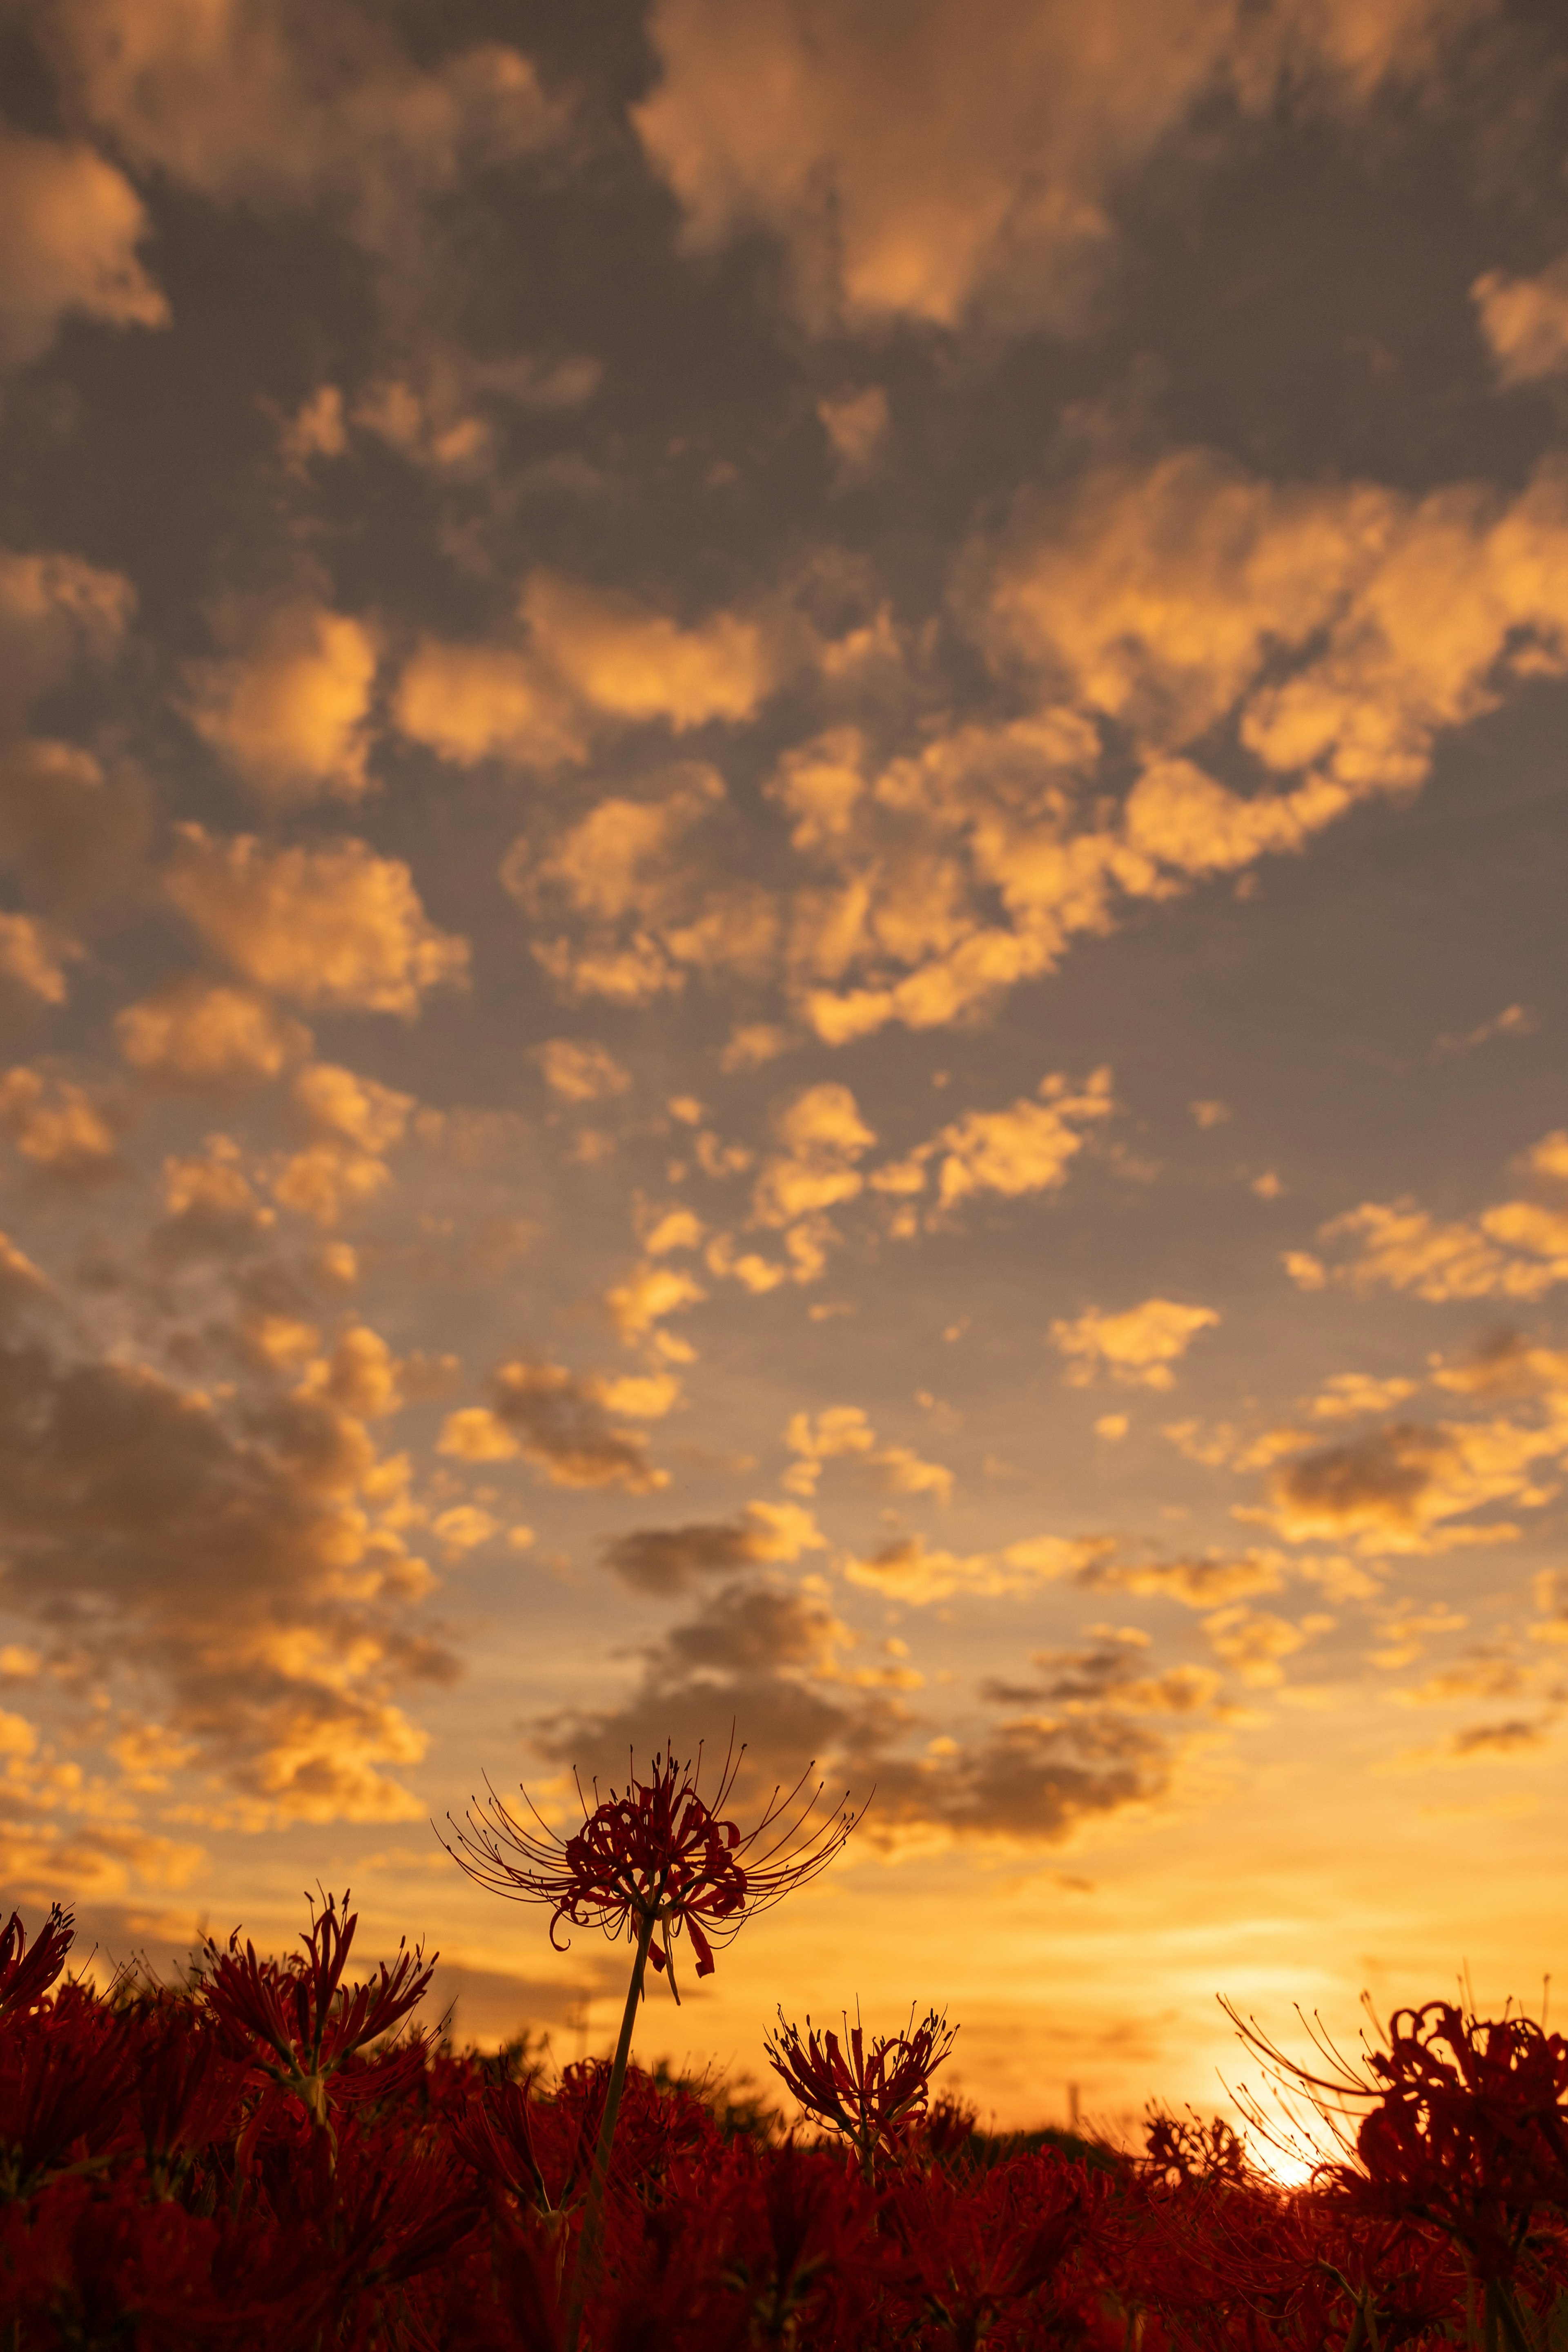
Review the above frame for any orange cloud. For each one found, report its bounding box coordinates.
[439,1360,668,1491]
[520,572,775,729]
[183,604,380,803]
[392,639,584,771]
[534,1039,630,1103]
[0,129,167,372]
[165,827,470,1014]
[0,1066,122,1182]
[45,0,564,242]
[116,978,312,1088]
[1051,1299,1220,1389]
[1473,254,1568,386]
[634,0,1469,330]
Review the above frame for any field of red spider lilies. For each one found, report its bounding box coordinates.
[5,1747,1568,2349]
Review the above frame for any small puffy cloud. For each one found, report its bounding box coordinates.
[0,130,168,372]
[269,1142,392,1230]
[158,1135,274,1255]
[534,1038,630,1103]
[767,729,867,851]
[1051,1298,1219,1389]
[183,606,379,803]
[165,826,470,1014]
[605,1260,707,1347]
[1190,1099,1231,1128]
[439,1360,668,1492]
[782,1405,952,1502]
[1473,255,1568,387]
[392,639,584,771]
[0,914,80,1005]
[1309,1371,1420,1420]
[602,1499,824,1595]
[116,979,312,1088]
[844,1530,1113,1605]
[0,546,135,733]
[752,1082,875,1227]
[1301,1143,1568,1302]
[520,571,775,729]
[507,765,775,1008]
[1203,1606,1322,1688]
[925,1068,1114,1211]
[292,1062,413,1153]
[1089,1549,1286,1608]
[0,1066,122,1181]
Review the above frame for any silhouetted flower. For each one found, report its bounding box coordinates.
[766,2004,957,2180]
[201,1888,434,2145]
[0,1903,73,2018]
[443,1738,858,2002]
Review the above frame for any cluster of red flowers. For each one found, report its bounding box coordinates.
[6,1893,1568,2349]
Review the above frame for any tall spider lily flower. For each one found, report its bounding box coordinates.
[1225,1993,1568,2349]
[441,1736,859,2350]
[200,1889,434,2158]
[765,2004,957,2181]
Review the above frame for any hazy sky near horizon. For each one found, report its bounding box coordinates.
[4,0,1568,2128]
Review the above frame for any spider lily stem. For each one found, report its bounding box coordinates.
[563,1900,659,2352]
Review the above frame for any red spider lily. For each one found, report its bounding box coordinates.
[0,1903,74,2018]
[443,1737,858,2000]
[444,1738,859,2352]
[765,2004,957,2180]
[200,1887,434,2148]
[1226,1994,1568,2348]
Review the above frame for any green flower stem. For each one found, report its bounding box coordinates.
[563,1902,659,2352]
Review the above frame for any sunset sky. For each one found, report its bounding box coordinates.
[4,0,1568,2133]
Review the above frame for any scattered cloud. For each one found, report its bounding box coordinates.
[116,979,313,1088]
[534,1039,631,1103]
[601,1500,824,1595]
[165,827,470,1014]
[183,604,380,804]
[439,1360,668,1491]
[1473,255,1568,386]
[0,129,168,373]
[634,0,1471,332]
[1051,1298,1220,1389]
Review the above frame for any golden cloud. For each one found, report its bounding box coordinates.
[393,638,584,771]
[165,826,470,1014]
[0,1065,123,1182]
[0,1300,449,1826]
[520,572,775,729]
[44,0,564,240]
[439,1359,668,1492]
[1473,254,1568,386]
[116,978,313,1088]
[844,1530,1114,1605]
[0,129,167,372]
[1051,1298,1220,1389]
[533,1038,631,1103]
[183,604,380,803]
[634,0,1466,330]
